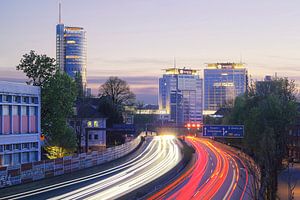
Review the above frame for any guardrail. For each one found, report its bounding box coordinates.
[0,136,142,189]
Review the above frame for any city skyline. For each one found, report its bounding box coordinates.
[1,0,300,103]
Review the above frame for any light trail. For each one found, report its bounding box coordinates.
[1,136,182,200]
[149,137,252,200]
[53,136,181,200]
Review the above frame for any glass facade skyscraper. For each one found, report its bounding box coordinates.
[56,23,87,89]
[204,63,248,112]
[159,68,203,125]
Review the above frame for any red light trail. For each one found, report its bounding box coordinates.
[149,137,251,200]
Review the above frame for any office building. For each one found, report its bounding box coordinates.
[56,5,87,90]
[204,63,248,113]
[159,68,203,126]
[0,82,41,166]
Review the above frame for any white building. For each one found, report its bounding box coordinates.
[159,68,203,126]
[0,82,41,166]
[69,98,107,152]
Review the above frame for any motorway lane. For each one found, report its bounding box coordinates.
[0,135,182,200]
[149,137,252,200]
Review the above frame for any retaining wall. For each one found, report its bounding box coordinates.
[0,136,141,188]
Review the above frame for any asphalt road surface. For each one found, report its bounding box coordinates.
[0,135,182,200]
[149,137,253,200]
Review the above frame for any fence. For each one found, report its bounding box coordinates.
[0,136,141,188]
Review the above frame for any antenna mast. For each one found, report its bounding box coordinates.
[59,3,62,24]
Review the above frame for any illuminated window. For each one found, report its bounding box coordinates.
[67,40,76,44]
[87,121,92,127]
[66,55,80,59]
[94,121,99,127]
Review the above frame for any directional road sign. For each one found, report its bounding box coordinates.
[203,125,244,138]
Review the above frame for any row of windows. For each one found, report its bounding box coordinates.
[0,151,38,166]
[0,142,38,152]
[88,134,99,140]
[0,105,36,116]
[0,95,38,104]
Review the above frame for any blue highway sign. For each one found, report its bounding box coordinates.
[203,125,244,138]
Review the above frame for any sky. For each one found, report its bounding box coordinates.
[0,0,300,104]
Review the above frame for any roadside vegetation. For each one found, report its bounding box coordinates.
[224,78,298,199]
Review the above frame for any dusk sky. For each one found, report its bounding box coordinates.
[1,0,300,103]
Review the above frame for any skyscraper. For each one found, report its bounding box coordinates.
[56,4,87,90]
[159,68,203,125]
[204,63,248,113]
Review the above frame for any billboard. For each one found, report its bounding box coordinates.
[203,125,244,138]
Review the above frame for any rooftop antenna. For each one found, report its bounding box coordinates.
[59,3,62,24]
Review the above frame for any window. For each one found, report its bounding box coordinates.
[22,97,28,103]
[31,151,38,162]
[94,134,98,140]
[29,107,36,116]
[13,144,21,150]
[22,152,29,163]
[0,145,3,152]
[4,154,12,165]
[21,106,27,116]
[32,142,38,149]
[22,143,29,149]
[3,95,9,102]
[88,134,92,140]
[31,97,36,104]
[12,106,18,115]
[3,105,9,115]
[4,144,12,151]
[94,121,99,127]
[12,153,21,165]
[87,121,92,127]
[13,96,20,103]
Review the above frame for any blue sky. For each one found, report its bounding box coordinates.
[0,0,300,103]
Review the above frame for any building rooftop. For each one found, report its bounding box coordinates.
[164,67,199,75]
[206,62,245,69]
[0,81,40,95]
[74,98,106,119]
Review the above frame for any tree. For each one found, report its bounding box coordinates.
[98,96,124,127]
[225,77,298,199]
[42,72,78,158]
[75,72,84,99]
[98,77,135,107]
[44,127,77,159]
[16,50,57,87]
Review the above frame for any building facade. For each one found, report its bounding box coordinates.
[159,68,203,126]
[0,82,41,166]
[204,63,248,113]
[56,23,87,90]
[69,98,106,152]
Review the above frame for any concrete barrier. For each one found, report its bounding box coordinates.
[0,136,141,189]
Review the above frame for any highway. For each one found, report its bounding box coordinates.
[0,135,182,200]
[149,137,253,200]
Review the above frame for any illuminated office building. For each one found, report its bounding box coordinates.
[204,63,248,113]
[159,68,203,125]
[56,5,87,90]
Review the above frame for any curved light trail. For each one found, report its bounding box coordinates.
[149,137,251,200]
[1,135,182,200]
